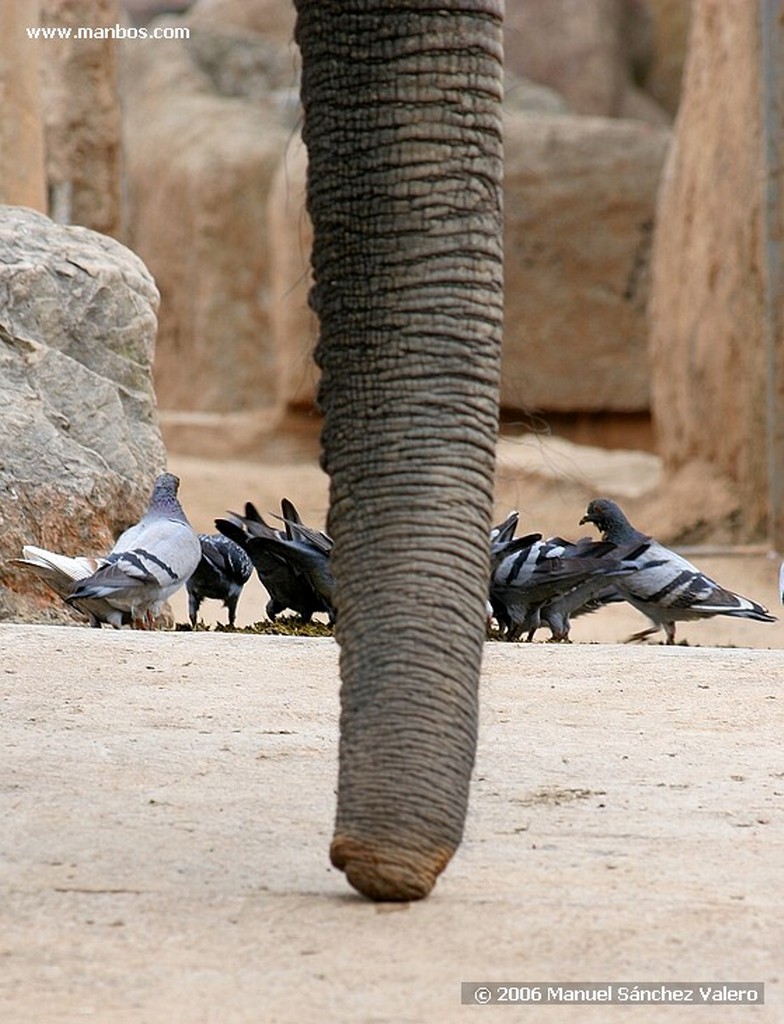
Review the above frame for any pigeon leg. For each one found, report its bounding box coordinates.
[141,609,155,630]
[188,592,200,629]
[547,631,571,643]
[624,624,662,644]
[542,611,570,642]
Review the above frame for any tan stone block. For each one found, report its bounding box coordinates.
[122,31,291,455]
[648,0,767,537]
[39,0,123,237]
[267,135,319,410]
[0,0,47,211]
[505,0,669,125]
[504,112,670,414]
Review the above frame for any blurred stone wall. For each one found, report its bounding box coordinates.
[0,0,123,234]
[1,0,697,459]
[0,0,47,210]
[39,0,123,237]
[119,0,689,455]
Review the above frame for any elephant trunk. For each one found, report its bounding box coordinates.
[295,0,504,900]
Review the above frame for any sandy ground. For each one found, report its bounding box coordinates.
[3,433,783,1022]
[2,629,782,1023]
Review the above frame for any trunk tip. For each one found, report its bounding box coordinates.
[330,833,453,902]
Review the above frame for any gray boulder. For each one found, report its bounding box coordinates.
[0,205,166,622]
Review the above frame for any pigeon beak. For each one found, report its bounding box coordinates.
[579,514,592,526]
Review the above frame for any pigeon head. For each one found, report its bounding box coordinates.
[579,498,636,543]
[149,472,188,519]
[153,472,180,498]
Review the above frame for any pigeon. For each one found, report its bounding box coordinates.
[278,497,332,554]
[65,472,202,628]
[10,546,131,628]
[216,499,335,623]
[267,498,335,606]
[489,532,631,642]
[558,583,627,625]
[488,510,528,633]
[535,549,636,642]
[579,497,777,644]
[487,509,539,634]
[186,533,253,628]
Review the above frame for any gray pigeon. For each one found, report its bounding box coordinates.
[580,497,777,644]
[216,499,335,624]
[186,533,253,627]
[10,546,131,628]
[490,532,633,642]
[66,472,201,628]
[256,529,335,621]
[535,546,636,642]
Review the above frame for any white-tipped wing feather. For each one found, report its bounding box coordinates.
[16,545,104,587]
[11,546,129,628]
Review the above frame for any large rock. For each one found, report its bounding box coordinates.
[648,0,767,539]
[122,2,670,445]
[0,206,166,622]
[503,112,671,414]
[122,17,294,455]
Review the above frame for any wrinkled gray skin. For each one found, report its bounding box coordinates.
[294,1,503,900]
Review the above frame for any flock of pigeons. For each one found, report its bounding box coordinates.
[12,473,334,632]
[11,473,780,645]
[490,498,776,644]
